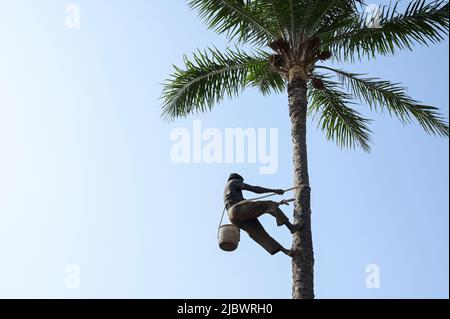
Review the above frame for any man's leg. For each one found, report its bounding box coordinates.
[229,201,302,234]
[262,201,304,234]
[237,218,292,257]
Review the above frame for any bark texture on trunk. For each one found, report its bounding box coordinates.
[288,67,315,299]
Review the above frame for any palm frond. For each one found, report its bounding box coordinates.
[309,79,373,151]
[304,0,361,36]
[321,0,449,61]
[188,0,280,46]
[246,58,287,94]
[256,0,311,47]
[161,47,278,120]
[317,66,450,137]
[288,0,311,47]
[260,0,289,38]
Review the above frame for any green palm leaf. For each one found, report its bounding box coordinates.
[309,79,373,151]
[304,0,361,36]
[322,0,449,61]
[317,66,450,137]
[161,47,281,120]
[188,0,280,45]
[246,58,287,94]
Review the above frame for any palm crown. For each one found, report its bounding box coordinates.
[162,0,449,151]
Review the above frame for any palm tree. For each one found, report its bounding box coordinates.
[161,0,449,299]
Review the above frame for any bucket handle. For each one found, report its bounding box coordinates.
[217,207,227,239]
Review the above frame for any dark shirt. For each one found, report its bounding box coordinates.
[224,180,275,210]
[224,179,245,210]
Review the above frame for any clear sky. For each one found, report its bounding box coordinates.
[0,0,448,299]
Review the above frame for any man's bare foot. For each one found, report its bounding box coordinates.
[281,248,293,257]
[286,220,304,234]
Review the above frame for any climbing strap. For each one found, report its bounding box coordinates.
[217,185,309,238]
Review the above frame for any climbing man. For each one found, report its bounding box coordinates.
[224,173,303,257]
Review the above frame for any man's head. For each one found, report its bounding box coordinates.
[228,173,244,182]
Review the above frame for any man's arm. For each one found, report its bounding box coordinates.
[241,183,284,195]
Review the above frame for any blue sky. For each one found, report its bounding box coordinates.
[0,0,448,298]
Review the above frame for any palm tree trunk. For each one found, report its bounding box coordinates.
[288,67,314,299]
